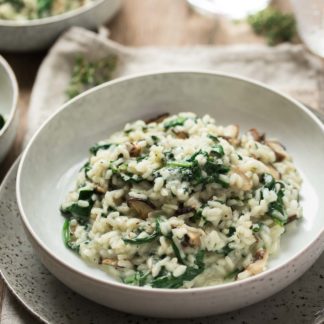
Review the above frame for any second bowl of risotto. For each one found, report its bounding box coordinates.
[17,71,324,317]
[0,0,121,51]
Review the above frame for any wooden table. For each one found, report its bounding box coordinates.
[0,0,305,320]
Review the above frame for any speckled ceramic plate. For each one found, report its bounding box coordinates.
[1,109,324,324]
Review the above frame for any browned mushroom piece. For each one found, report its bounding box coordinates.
[232,167,253,191]
[129,143,142,157]
[266,164,281,180]
[127,198,155,219]
[145,113,170,124]
[101,258,118,266]
[186,230,201,247]
[287,214,297,223]
[245,250,269,275]
[254,249,266,261]
[174,131,189,139]
[265,140,288,162]
[249,128,265,142]
[175,206,195,216]
[94,184,108,194]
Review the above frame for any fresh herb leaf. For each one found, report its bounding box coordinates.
[151,250,205,288]
[207,134,219,142]
[90,143,113,155]
[210,144,224,157]
[62,219,79,251]
[66,55,118,99]
[227,226,236,237]
[217,243,233,256]
[37,0,53,16]
[123,271,149,286]
[248,8,296,46]
[261,173,288,225]
[164,116,187,130]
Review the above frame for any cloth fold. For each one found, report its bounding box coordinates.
[25,26,324,145]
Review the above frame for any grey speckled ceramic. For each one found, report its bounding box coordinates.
[16,72,324,318]
[1,153,324,323]
[0,0,121,52]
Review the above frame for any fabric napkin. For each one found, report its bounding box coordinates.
[25,26,324,145]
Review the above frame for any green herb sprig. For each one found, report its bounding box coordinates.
[248,8,296,46]
[66,55,118,99]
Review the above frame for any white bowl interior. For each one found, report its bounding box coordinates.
[0,57,16,132]
[18,72,324,286]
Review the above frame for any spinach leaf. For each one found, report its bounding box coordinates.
[151,250,205,289]
[261,173,288,225]
[217,243,233,256]
[89,143,113,155]
[164,116,187,130]
[207,134,219,142]
[37,0,53,16]
[61,188,95,225]
[62,219,79,251]
[123,271,149,286]
[227,226,236,237]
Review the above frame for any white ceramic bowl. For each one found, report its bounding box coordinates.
[0,55,18,163]
[0,0,121,52]
[17,71,324,318]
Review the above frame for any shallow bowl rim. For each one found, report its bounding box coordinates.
[0,55,18,138]
[16,70,324,295]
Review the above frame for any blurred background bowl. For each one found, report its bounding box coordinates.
[0,55,18,163]
[17,71,324,317]
[0,0,121,52]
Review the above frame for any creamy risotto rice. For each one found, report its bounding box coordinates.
[61,112,302,289]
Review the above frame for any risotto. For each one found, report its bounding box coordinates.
[61,112,302,289]
[0,0,93,20]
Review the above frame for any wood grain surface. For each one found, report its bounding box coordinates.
[0,0,311,320]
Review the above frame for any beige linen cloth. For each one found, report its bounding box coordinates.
[24,26,324,145]
[2,26,324,323]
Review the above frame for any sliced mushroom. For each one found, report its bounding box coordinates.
[174,131,189,139]
[249,128,265,142]
[232,167,253,191]
[287,214,297,224]
[129,143,142,157]
[101,258,118,266]
[266,164,281,180]
[245,250,269,276]
[186,230,201,247]
[145,113,170,124]
[127,198,155,219]
[175,206,195,216]
[95,184,107,194]
[265,140,288,162]
[254,249,266,261]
